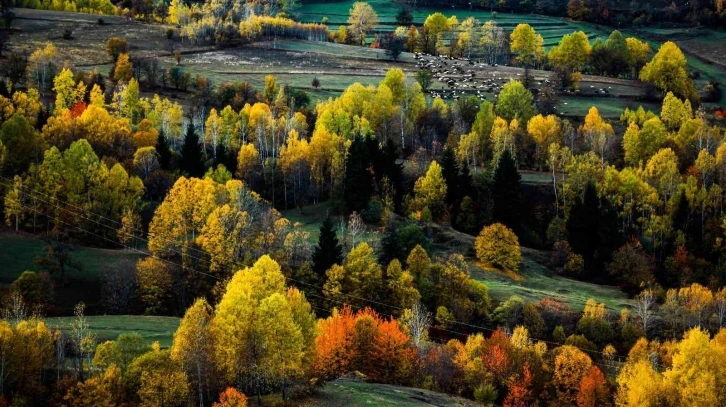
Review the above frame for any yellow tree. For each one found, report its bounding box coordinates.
[639,41,698,102]
[205,108,222,158]
[553,345,593,407]
[579,107,614,166]
[510,24,544,67]
[475,223,521,272]
[213,256,312,402]
[113,53,133,83]
[411,160,447,221]
[348,2,379,45]
[527,114,560,168]
[171,298,215,407]
[53,68,85,110]
[548,31,592,72]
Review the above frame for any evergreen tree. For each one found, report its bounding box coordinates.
[566,182,600,275]
[381,138,404,211]
[155,130,172,171]
[344,135,374,213]
[312,218,344,278]
[672,191,689,233]
[491,150,522,231]
[458,160,474,198]
[440,146,461,205]
[180,124,205,177]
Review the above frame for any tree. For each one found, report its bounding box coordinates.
[528,114,560,167]
[553,345,592,407]
[105,37,128,62]
[414,69,432,92]
[0,114,42,175]
[566,182,600,268]
[496,80,536,124]
[53,67,85,111]
[491,150,522,231]
[34,238,83,285]
[475,223,522,272]
[348,2,378,45]
[312,217,344,278]
[548,31,591,72]
[633,289,655,338]
[311,77,320,89]
[567,0,588,20]
[580,106,614,164]
[503,365,533,407]
[622,117,668,166]
[510,24,544,67]
[660,91,692,131]
[180,124,205,177]
[639,41,698,103]
[113,53,133,82]
[411,160,447,221]
[395,6,412,26]
[4,175,24,231]
[171,298,215,407]
[213,256,312,402]
[137,350,189,407]
[344,135,373,213]
[134,147,160,179]
[577,366,610,407]
[213,388,247,407]
[136,257,173,315]
[384,33,405,61]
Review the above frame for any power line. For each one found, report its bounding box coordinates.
[3,177,634,361]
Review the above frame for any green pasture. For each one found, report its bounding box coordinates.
[305,379,483,406]
[45,315,181,347]
[0,233,142,284]
[473,248,632,312]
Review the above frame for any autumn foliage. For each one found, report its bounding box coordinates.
[314,306,415,384]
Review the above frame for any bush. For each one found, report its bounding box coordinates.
[564,252,584,276]
[361,199,383,224]
[11,271,54,310]
[475,223,522,272]
[166,28,174,39]
[62,29,73,40]
[474,383,498,405]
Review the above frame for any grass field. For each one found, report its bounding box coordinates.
[304,379,483,406]
[0,232,141,283]
[45,315,180,347]
[473,248,631,312]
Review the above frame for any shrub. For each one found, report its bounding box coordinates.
[166,28,174,39]
[62,29,73,40]
[474,383,498,405]
[475,223,521,272]
[361,199,383,224]
[564,252,584,276]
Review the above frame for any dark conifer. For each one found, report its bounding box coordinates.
[312,217,344,277]
[180,124,205,177]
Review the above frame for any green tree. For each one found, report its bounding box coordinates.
[0,114,42,175]
[496,80,536,124]
[312,217,344,278]
[491,150,522,231]
[344,135,373,213]
[180,124,205,177]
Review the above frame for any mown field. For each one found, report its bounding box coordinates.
[45,315,180,347]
